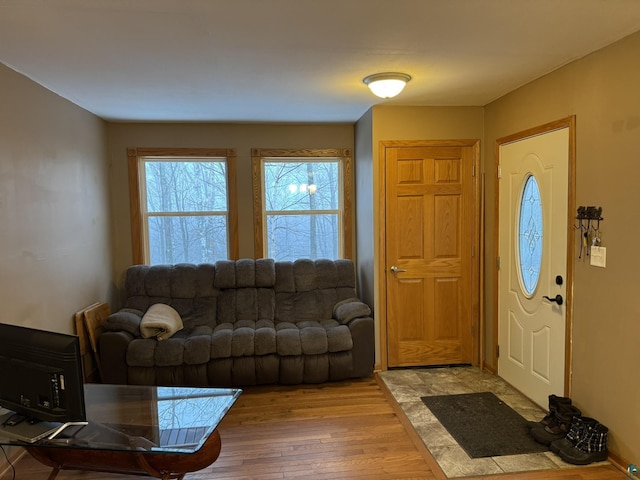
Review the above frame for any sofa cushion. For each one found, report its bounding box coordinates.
[255,325,277,355]
[216,288,276,325]
[210,321,278,358]
[274,320,352,356]
[326,324,353,352]
[127,329,212,367]
[211,325,233,359]
[299,326,328,355]
[154,338,185,366]
[127,338,157,367]
[123,264,218,330]
[232,327,255,356]
[275,324,302,356]
[214,258,276,289]
[184,332,212,365]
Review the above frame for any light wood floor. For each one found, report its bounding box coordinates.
[0,377,628,480]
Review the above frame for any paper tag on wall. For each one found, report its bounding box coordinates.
[590,246,606,268]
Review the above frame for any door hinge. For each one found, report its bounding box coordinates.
[472,165,476,177]
[496,345,500,358]
[497,164,502,179]
[496,256,501,270]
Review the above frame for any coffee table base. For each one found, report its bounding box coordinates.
[25,429,222,480]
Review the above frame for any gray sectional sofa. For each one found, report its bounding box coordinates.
[99,258,374,386]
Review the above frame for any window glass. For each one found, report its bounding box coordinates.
[142,158,229,265]
[263,160,341,261]
[252,149,352,260]
[266,214,339,260]
[129,149,238,265]
[147,215,228,265]
[145,161,227,212]
[518,174,543,295]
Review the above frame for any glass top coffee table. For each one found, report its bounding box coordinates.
[0,383,242,480]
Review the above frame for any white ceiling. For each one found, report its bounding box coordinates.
[2,0,640,123]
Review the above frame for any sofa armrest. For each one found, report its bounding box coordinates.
[104,308,143,337]
[345,316,375,378]
[99,330,135,384]
[333,298,375,378]
[332,298,372,325]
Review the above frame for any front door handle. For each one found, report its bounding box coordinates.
[543,294,564,305]
[390,266,407,274]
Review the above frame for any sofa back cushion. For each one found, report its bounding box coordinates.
[214,258,276,325]
[124,263,217,330]
[274,259,357,324]
[122,258,358,329]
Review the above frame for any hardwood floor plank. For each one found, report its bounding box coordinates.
[0,377,628,480]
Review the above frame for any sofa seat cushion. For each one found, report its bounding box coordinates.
[210,320,277,359]
[126,326,213,367]
[275,320,353,356]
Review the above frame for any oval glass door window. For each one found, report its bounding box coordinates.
[518,174,543,296]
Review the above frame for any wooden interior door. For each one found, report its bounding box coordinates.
[384,141,479,367]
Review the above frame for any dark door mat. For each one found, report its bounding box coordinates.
[421,392,549,458]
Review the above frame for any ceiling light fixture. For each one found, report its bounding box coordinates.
[363,72,411,98]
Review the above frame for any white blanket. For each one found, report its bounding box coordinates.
[140,304,183,341]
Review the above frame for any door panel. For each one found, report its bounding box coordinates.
[385,143,477,367]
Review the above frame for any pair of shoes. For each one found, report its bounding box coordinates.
[552,417,609,465]
[530,396,582,446]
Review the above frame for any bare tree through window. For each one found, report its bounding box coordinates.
[128,148,238,265]
[262,158,341,261]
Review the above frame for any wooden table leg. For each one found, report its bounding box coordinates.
[46,465,61,480]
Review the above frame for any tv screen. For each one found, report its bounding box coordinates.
[0,323,86,424]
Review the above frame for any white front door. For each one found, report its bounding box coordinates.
[497,125,571,408]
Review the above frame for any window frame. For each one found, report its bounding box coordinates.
[128,147,239,265]
[251,148,353,260]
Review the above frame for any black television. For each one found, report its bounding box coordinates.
[0,323,87,437]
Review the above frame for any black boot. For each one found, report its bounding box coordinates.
[531,403,582,446]
[528,394,573,429]
[550,416,598,454]
[559,422,609,465]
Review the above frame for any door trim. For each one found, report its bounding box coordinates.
[493,116,576,396]
[378,139,481,371]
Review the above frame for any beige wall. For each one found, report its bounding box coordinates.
[106,122,354,294]
[0,62,111,465]
[355,105,484,366]
[0,63,111,334]
[484,31,640,463]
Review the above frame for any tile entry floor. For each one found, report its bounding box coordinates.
[378,366,610,478]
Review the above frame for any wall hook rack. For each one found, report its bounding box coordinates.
[575,206,604,259]
[575,205,603,221]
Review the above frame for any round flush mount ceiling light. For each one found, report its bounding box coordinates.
[363,72,412,98]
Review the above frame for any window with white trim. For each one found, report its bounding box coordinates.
[128,148,238,265]
[252,148,353,260]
